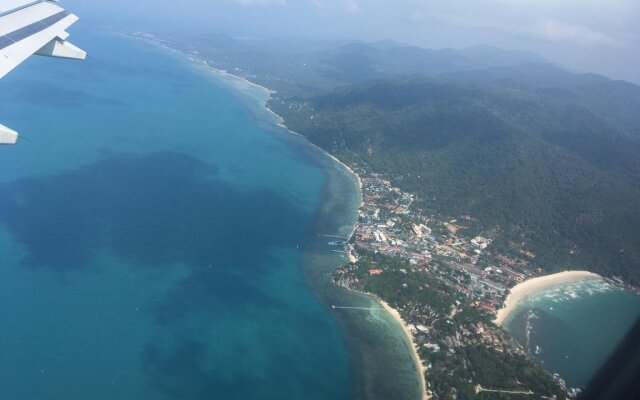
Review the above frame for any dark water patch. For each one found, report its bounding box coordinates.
[152,267,272,326]
[142,340,243,400]
[142,249,350,399]
[142,335,269,400]
[0,152,308,271]
[141,321,345,400]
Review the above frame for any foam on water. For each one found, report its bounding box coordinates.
[504,277,640,388]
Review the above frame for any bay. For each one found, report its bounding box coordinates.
[503,278,640,389]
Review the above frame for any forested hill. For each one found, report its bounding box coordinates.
[163,33,640,284]
[270,78,640,284]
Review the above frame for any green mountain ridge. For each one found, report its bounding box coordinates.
[441,63,640,138]
[270,78,640,284]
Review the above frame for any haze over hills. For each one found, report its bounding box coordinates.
[314,42,546,86]
[171,34,547,96]
[164,34,640,284]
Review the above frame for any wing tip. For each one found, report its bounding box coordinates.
[36,38,86,60]
[0,124,18,145]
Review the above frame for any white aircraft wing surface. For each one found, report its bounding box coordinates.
[0,0,85,144]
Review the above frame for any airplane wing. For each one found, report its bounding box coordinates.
[0,0,86,144]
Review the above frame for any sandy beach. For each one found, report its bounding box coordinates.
[494,270,602,326]
[380,300,429,400]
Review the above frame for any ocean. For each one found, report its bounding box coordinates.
[0,30,423,399]
[503,278,640,389]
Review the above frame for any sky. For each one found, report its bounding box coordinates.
[65,0,640,83]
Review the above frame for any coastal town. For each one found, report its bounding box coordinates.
[336,157,637,312]
[131,32,639,400]
[332,159,578,399]
[340,160,538,313]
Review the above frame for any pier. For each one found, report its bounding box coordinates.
[320,234,349,240]
[332,305,383,310]
[474,385,534,396]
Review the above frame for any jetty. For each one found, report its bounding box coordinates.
[332,305,382,310]
[475,385,534,396]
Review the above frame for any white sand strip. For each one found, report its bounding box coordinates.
[494,271,602,326]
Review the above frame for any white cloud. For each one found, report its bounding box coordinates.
[396,1,626,49]
[531,19,621,47]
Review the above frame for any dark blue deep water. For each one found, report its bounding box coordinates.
[0,31,352,399]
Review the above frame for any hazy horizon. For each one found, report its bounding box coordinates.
[63,0,640,84]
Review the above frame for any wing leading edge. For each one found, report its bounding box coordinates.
[0,0,86,144]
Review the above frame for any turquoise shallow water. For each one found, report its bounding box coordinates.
[0,30,351,400]
[503,278,640,389]
[4,27,633,399]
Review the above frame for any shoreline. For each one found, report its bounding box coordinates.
[137,34,424,399]
[379,300,429,400]
[198,61,424,397]
[169,38,367,198]
[132,33,366,196]
[184,46,423,399]
[494,270,602,326]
